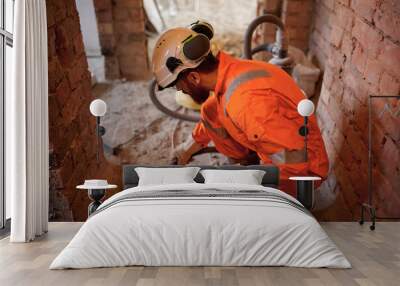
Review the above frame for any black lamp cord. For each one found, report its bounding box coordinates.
[96,116,100,163]
[304,116,308,162]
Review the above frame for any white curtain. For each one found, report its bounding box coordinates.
[7,0,49,242]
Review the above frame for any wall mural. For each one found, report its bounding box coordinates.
[48,0,399,222]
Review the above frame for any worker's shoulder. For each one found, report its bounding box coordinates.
[226,59,289,85]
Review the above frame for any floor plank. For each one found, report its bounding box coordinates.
[0,222,399,286]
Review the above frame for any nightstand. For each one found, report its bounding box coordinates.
[289,176,321,210]
[77,180,117,216]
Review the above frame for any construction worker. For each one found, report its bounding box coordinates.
[151,22,329,194]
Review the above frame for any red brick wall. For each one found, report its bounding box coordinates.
[282,0,314,51]
[256,0,314,52]
[93,0,120,79]
[310,0,400,220]
[93,0,150,80]
[47,0,121,221]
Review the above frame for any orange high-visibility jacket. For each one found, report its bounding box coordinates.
[192,52,329,180]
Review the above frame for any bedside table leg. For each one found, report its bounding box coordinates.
[296,181,314,210]
[88,201,102,216]
[87,189,106,216]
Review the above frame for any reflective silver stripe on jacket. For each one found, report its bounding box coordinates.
[201,119,229,138]
[224,69,270,115]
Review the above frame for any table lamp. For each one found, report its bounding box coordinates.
[89,99,107,163]
[289,99,320,210]
[297,99,315,161]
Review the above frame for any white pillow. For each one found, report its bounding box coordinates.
[135,167,200,186]
[200,169,266,185]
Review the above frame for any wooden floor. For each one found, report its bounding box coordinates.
[0,222,399,286]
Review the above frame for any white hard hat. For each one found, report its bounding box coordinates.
[151,21,214,89]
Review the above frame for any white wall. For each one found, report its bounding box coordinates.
[75,0,105,82]
[75,0,101,56]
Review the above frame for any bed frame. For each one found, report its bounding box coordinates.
[122,165,280,190]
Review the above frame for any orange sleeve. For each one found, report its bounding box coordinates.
[192,121,211,147]
[227,89,304,155]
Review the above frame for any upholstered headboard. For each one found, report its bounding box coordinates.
[122,165,280,189]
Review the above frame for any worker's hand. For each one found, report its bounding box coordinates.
[176,150,193,165]
[172,136,204,165]
[171,143,192,165]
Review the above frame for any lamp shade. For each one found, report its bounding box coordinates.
[297,99,315,117]
[90,99,107,117]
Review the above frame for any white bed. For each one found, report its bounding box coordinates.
[50,183,350,269]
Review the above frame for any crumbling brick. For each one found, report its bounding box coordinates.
[352,17,383,59]
[374,0,400,43]
[379,72,400,95]
[351,0,376,23]
[334,3,354,32]
[309,0,400,220]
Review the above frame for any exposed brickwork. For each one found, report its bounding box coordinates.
[255,0,281,47]
[282,0,314,51]
[256,0,314,52]
[309,0,400,220]
[47,0,121,221]
[93,0,120,79]
[46,0,398,222]
[93,0,150,80]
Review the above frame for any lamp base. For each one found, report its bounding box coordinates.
[289,176,321,210]
[296,180,314,210]
[87,189,106,216]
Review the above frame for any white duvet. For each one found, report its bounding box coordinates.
[50,183,350,269]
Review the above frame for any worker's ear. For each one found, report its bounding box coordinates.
[186,71,201,86]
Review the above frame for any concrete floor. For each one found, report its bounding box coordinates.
[1,222,399,286]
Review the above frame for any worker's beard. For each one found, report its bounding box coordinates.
[186,82,210,104]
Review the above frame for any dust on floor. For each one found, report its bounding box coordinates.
[97,81,229,165]
[96,0,257,166]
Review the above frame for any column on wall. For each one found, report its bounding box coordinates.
[93,0,150,81]
[256,0,314,52]
[93,0,120,79]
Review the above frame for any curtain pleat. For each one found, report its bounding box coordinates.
[9,0,49,242]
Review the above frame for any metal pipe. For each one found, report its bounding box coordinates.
[304,116,308,162]
[250,43,275,55]
[368,95,372,206]
[148,79,201,123]
[96,116,100,163]
[243,14,288,60]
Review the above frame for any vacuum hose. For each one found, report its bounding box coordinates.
[243,14,293,74]
[149,79,201,123]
